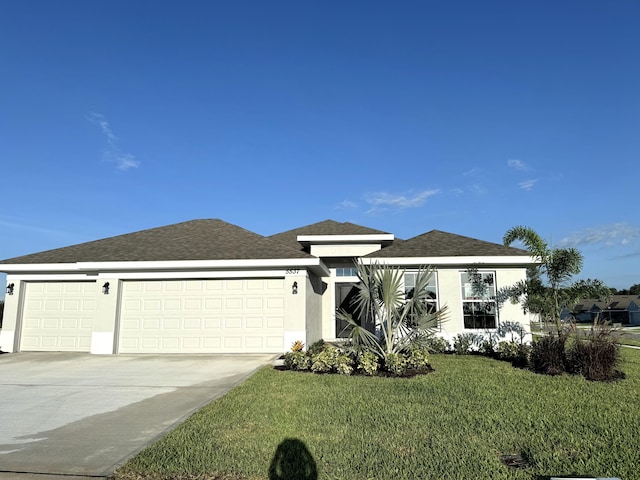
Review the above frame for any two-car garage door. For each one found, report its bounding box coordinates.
[19,278,286,353]
[118,278,285,353]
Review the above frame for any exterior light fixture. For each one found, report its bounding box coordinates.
[292,281,298,295]
[102,282,110,295]
[6,283,14,295]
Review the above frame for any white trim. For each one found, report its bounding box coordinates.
[90,332,115,355]
[106,270,294,280]
[7,270,306,282]
[360,256,537,266]
[5,274,100,281]
[297,234,394,244]
[0,258,330,277]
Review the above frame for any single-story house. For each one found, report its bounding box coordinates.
[565,295,640,325]
[0,219,536,354]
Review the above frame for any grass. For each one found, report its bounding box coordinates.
[617,337,640,348]
[116,350,640,480]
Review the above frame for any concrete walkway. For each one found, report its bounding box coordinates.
[0,353,274,479]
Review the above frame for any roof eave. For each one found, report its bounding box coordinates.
[297,234,395,246]
[0,258,331,277]
[359,255,539,266]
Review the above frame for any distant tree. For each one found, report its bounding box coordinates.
[611,284,640,296]
[502,226,609,334]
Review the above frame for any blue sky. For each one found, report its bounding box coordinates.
[1,0,639,291]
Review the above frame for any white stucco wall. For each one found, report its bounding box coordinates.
[438,267,530,342]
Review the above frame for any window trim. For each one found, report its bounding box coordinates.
[460,270,498,330]
[403,269,440,331]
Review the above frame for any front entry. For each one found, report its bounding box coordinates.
[335,283,361,338]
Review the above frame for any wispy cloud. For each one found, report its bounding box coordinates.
[336,200,358,209]
[559,223,640,248]
[87,112,140,171]
[518,179,538,191]
[366,189,439,214]
[462,167,484,177]
[508,159,529,171]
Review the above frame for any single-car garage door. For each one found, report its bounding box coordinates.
[20,282,97,352]
[118,278,286,353]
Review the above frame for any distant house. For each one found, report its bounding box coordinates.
[0,219,536,354]
[566,295,640,325]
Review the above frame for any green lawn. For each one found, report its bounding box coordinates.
[116,349,640,480]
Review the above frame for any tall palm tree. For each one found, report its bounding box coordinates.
[503,226,584,334]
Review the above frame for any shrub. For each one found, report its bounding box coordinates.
[496,340,530,368]
[423,336,450,353]
[496,340,520,361]
[566,324,621,381]
[453,334,475,355]
[290,340,305,352]
[385,353,408,376]
[407,348,430,371]
[478,337,497,356]
[335,353,355,375]
[311,345,340,373]
[530,334,568,375]
[283,351,311,371]
[308,339,326,355]
[357,351,379,376]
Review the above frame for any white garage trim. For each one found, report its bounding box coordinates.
[117,278,286,353]
[19,281,97,352]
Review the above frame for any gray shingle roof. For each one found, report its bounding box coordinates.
[269,220,390,251]
[367,230,531,258]
[574,295,640,312]
[1,219,314,264]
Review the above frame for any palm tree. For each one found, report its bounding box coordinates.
[503,226,584,334]
[336,261,448,361]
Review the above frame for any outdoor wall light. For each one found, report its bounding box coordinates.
[6,283,14,295]
[102,282,110,295]
[292,281,298,295]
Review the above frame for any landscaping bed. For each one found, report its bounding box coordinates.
[115,349,640,480]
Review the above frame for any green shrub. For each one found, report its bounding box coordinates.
[478,338,496,356]
[453,334,475,355]
[496,340,520,361]
[308,339,326,355]
[423,336,449,353]
[385,353,408,376]
[335,353,355,375]
[284,351,311,371]
[408,348,430,371]
[357,351,379,376]
[311,345,340,373]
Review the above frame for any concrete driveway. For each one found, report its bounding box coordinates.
[0,352,274,478]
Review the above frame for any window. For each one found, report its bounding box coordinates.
[460,271,497,329]
[336,267,358,277]
[404,271,438,314]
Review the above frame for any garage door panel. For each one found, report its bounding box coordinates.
[267,317,285,328]
[20,282,97,352]
[246,317,263,329]
[119,279,285,353]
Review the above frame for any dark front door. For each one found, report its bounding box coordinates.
[335,283,361,338]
